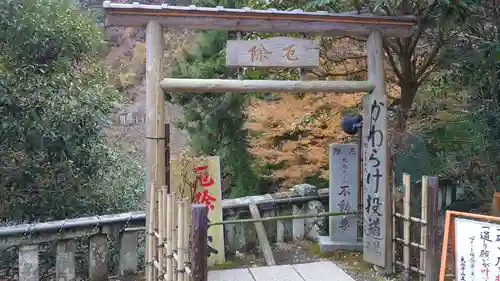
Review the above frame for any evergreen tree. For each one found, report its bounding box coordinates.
[167,30,261,198]
[0,0,144,221]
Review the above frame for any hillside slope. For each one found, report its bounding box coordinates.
[103,27,196,160]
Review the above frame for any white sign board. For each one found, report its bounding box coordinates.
[329,143,359,242]
[455,217,500,281]
[362,93,389,266]
[226,37,319,68]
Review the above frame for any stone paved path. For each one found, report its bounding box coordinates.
[208,261,355,281]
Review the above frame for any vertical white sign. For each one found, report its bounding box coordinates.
[329,143,359,242]
[455,217,500,281]
[363,32,389,267]
[362,95,389,266]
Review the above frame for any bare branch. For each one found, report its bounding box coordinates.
[324,54,367,63]
[383,38,401,54]
[417,62,439,85]
[415,33,444,80]
[383,43,404,81]
[414,8,450,80]
[308,68,367,79]
[408,19,425,55]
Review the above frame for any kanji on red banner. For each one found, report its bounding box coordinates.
[195,189,216,210]
[194,165,215,187]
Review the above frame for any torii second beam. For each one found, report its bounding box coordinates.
[159,78,375,93]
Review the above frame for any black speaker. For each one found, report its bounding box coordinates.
[340,114,363,135]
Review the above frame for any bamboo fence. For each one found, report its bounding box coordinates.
[148,188,193,281]
[393,173,439,281]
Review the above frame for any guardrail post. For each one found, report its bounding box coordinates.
[191,204,208,281]
[19,244,39,281]
[119,230,138,276]
[56,239,76,281]
[89,233,109,281]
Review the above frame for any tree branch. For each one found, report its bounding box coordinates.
[383,43,404,82]
[415,33,444,80]
[417,62,439,85]
[415,9,450,80]
[408,17,426,56]
[323,54,367,64]
[383,38,401,54]
[308,68,367,79]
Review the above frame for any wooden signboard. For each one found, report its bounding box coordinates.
[226,37,319,68]
[362,33,390,268]
[439,211,500,281]
[170,156,225,266]
[362,94,389,266]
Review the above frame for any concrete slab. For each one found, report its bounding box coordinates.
[250,264,305,281]
[292,261,355,281]
[208,268,255,281]
[318,235,363,252]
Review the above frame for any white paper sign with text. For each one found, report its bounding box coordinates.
[455,217,500,281]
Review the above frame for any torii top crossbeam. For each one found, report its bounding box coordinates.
[102,1,415,37]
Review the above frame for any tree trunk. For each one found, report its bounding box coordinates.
[395,81,418,146]
[391,81,418,276]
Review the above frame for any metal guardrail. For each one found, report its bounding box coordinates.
[0,189,329,237]
[0,212,145,237]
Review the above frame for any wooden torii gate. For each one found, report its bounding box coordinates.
[102,1,415,279]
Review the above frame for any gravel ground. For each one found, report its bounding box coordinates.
[214,241,404,281]
[211,212,452,281]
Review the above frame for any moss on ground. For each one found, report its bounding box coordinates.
[309,243,375,274]
[209,259,247,270]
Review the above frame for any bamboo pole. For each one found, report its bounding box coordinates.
[420,177,429,281]
[393,213,426,224]
[394,238,425,249]
[126,210,362,233]
[191,204,208,281]
[177,200,185,281]
[392,175,397,274]
[165,124,171,193]
[183,200,191,281]
[145,19,165,281]
[153,187,160,279]
[166,193,174,281]
[147,183,156,281]
[172,193,178,281]
[208,211,360,226]
[159,78,374,93]
[158,189,166,276]
[403,174,411,281]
